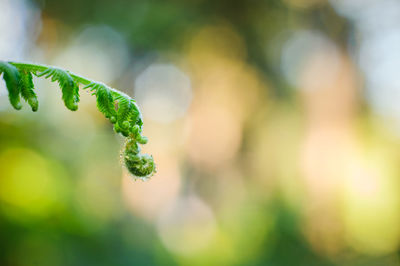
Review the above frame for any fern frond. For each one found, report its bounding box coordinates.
[114,94,132,136]
[0,62,22,110]
[19,70,38,111]
[0,60,156,180]
[84,82,117,122]
[128,101,141,126]
[37,67,80,111]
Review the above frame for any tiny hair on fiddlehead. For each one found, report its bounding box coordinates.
[0,60,156,180]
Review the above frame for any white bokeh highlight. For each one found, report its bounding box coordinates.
[134,63,192,123]
[156,195,216,256]
[0,0,40,60]
[54,25,130,84]
[281,30,340,91]
[0,0,41,110]
[330,0,400,121]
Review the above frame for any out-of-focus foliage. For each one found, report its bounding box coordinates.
[2,0,400,265]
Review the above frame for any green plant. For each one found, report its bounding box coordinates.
[0,60,156,180]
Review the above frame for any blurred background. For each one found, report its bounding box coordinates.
[1,0,400,265]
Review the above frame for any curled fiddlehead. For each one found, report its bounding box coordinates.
[124,137,155,181]
[0,60,156,180]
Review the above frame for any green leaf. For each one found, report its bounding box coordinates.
[89,83,117,121]
[0,62,22,110]
[19,70,38,111]
[128,100,140,125]
[37,68,79,111]
[114,94,131,135]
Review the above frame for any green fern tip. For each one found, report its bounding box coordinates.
[0,60,156,180]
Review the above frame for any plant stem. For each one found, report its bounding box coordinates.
[9,61,128,96]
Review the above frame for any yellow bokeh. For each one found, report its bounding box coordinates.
[0,148,67,220]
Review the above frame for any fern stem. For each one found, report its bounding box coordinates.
[9,61,142,118]
[10,62,91,85]
[10,62,122,94]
